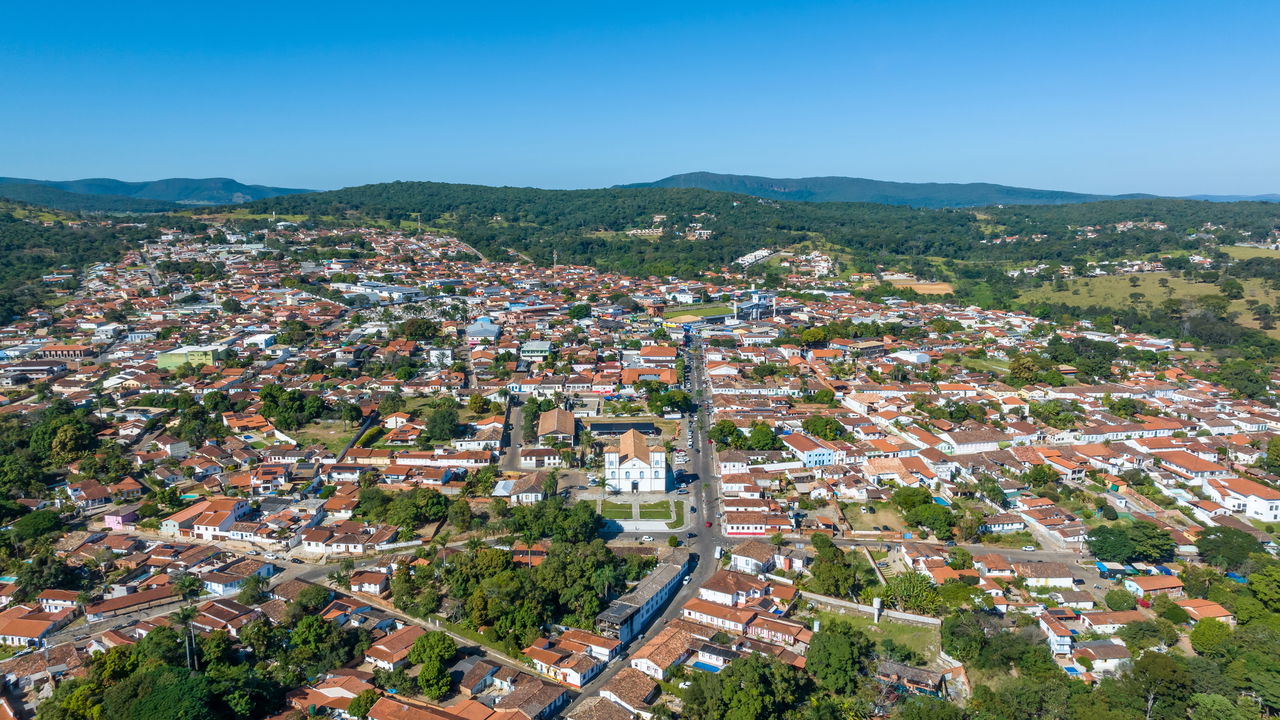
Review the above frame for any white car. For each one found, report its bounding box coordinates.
[641,535,654,543]
[265,552,279,560]
[1021,545,1036,552]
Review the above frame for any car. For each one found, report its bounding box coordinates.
[689,506,696,513]
[265,553,279,560]
[686,532,697,539]
[705,521,712,528]
[291,558,303,565]
[245,550,259,556]
[676,489,689,495]
[943,540,956,547]
[641,535,654,542]
[1022,545,1036,552]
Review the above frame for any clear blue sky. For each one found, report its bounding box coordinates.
[4,0,1278,195]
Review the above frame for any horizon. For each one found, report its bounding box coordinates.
[4,1,1279,195]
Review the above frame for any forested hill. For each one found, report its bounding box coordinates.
[0,183,181,213]
[0,176,311,209]
[0,204,158,319]
[231,181,1280,277]
[615,171,1135,207]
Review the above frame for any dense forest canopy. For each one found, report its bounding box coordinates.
[231,181,1280,278]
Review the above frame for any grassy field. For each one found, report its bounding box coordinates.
[842,502,905,532]
[291,420,356,454]
[1019,272,1280,336]
[663,304,732,319]
[817,611,940,663]
[1222,245,1280,260]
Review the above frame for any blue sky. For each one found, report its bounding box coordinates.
[3,0,1278,195]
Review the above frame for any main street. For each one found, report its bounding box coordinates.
[563,338,723,711]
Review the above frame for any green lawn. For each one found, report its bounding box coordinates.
[601,501,633,520]
[816,611,940,662]
[666,500,685,530]
[638,501,673,520]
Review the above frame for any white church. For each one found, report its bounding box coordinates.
[604,429,671,493]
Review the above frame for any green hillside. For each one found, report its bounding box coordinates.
[0,183,180,213]
[615,171,1140,207]
[232,181,1280,278]
[0,176,311,206]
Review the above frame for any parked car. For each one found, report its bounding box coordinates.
[686,532,697,539]
[641,535,654,542]
[1021,545,1036,552]
[291,558,303,565]
[705,521,712,528]
[265,553,279,560]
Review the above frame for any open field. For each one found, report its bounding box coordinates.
[1222,245,1280,260]
[888,280,955,295]
[1018,271,1280,336]
[663,304,731,319]
[291,420,356,454]
[841,502,906,532]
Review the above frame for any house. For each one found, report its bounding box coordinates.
[523,637,603,688]
[349,571,390,596]
[536,409,576,446]
[363,624,424,671]
[1175,598,1235,626]
[1124,574,1184,598]
[1012,562,1074,588]
[1203,476,1280,523]
[875,660,948,698]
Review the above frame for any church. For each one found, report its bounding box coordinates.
[604,429,671,493]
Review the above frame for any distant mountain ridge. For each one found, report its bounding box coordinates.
[0,176,311,209]
[616,171,1277,208]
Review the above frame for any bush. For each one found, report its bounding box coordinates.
[1105,589,1136,611]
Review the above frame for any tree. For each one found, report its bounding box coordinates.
[878,572,941,614]
[1197,527,1263,570]
[895,696,965,720]
[417,657,451,699]
[807,621,874,694]
[347,690,379,719]
[236,575,268,605]
[408,631,456,667]
[1190,618,1232,656]
[682,654,802,720]
[175,573,204,599]
[1249,564,1280,612]
[1104,589,1136,611]
[448,499,472,531]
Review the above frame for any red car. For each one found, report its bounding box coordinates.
[705,521,712,528]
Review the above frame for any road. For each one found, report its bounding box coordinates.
[564,339,722,710]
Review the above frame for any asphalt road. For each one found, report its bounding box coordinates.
[564,339,723,710]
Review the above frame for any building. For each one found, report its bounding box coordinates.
[604,429,670,493]
[156,344,225,370]
[596,554,688,643]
